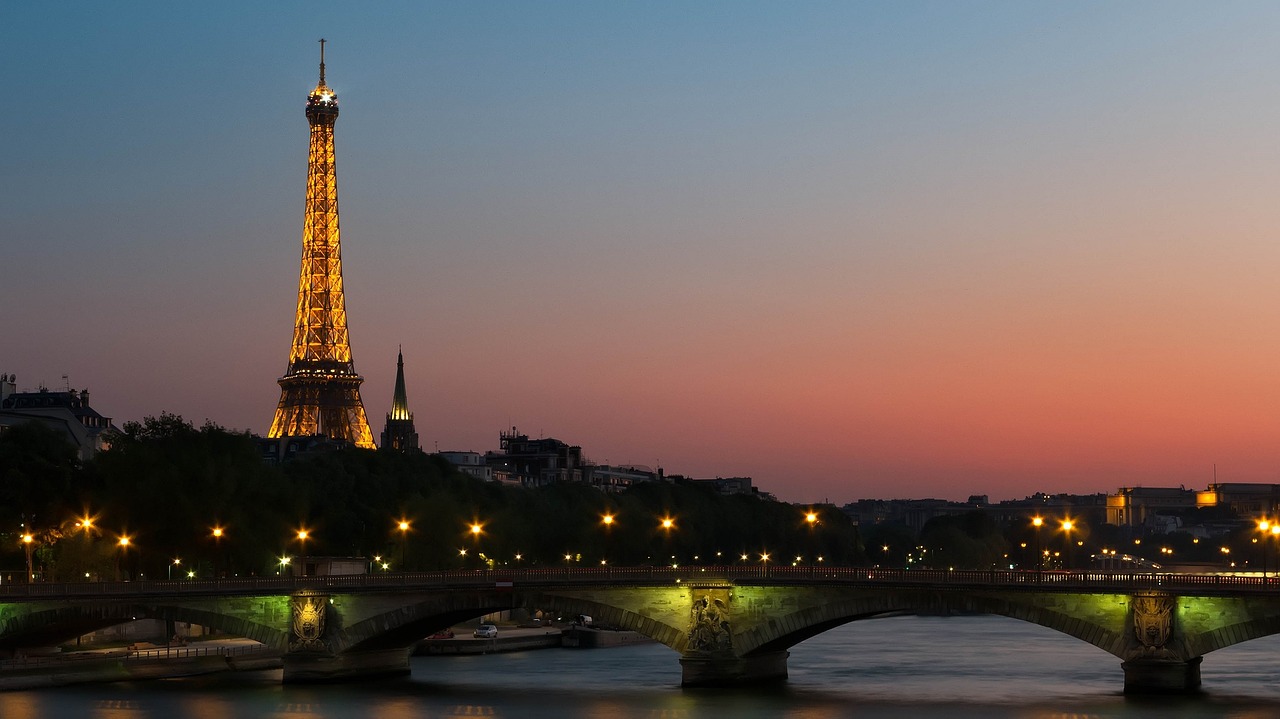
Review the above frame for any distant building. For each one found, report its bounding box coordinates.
[1106,487,1197,528]
[282,556,368,577]
[1196,483,1280,518]
[686,476,756,497]
[257,434,354,464]
[485,427,584,487]
[439,451,496,483]
[380,348,420,451]
[842,498,968,531]
[839,492,1108,532]
[589,464,662,493]
[0,375,117,461]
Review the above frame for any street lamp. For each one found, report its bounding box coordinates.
[1061,520,1075,570]
[295,529,310,577]
[396,519,410,570]
[1270,524,1280,581]
[1260,520,1272,578]
[1031,517,1044,579]
[21,533,34,583]
[116,535,131,581]
[169,558,181,580]
[211,526,225,577]
[601,512,615,564]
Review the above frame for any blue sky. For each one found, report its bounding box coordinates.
[9,2,1280,502]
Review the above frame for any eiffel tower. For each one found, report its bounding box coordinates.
[268,40,375,449]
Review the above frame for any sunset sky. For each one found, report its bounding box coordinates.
[8,2,1280,503]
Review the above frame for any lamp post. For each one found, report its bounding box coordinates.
[116,535,131,581]
[805,510,820,566]
[396,520,410,571]
[601,512,615,565]
[1061,519,1075,570]
[295,529,309,577]
[1270,524,1280,582]
[211,526,225,577]
[169,558,181,580]
[466,522,483,569]
[1031,517,1044,580]
[21,533,34,583]
[1260,520,1272,578]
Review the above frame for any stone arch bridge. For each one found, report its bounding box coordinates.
[1,567,1278,693]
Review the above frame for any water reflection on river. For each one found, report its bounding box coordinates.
[4,615,1280,718]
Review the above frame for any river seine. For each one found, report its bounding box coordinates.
[4,615,1280,718]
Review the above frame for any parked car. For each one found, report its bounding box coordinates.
[473,624,498,638]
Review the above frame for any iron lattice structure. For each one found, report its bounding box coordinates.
[269,41,376,448]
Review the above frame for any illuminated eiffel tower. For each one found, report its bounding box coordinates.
[268,40,375,449]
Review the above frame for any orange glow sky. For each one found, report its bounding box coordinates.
[8,3,1280,502]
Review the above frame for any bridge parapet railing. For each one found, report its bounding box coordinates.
[0,566,1277,599]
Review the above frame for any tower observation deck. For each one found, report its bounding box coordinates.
[268,40,376,448]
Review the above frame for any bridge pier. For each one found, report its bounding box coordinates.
[1121,657,1202,694]
[679,651,789,687]
[282,647,412,683]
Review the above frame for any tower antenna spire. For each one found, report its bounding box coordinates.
[318,38,326,84]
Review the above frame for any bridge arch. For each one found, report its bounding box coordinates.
[336,591,514,652]
[518,590,687,652]
[732,587,1131,659]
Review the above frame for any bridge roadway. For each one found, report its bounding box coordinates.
[1,566,1278,693]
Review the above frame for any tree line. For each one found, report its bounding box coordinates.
[0,414,864,580]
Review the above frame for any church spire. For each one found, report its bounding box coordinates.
[381,346,420,451]
[390,345,411,421]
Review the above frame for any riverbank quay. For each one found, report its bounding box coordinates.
[416,626,563,655]
[562,625,656,648]
[0,639,279,690]
[417,625,655,655]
